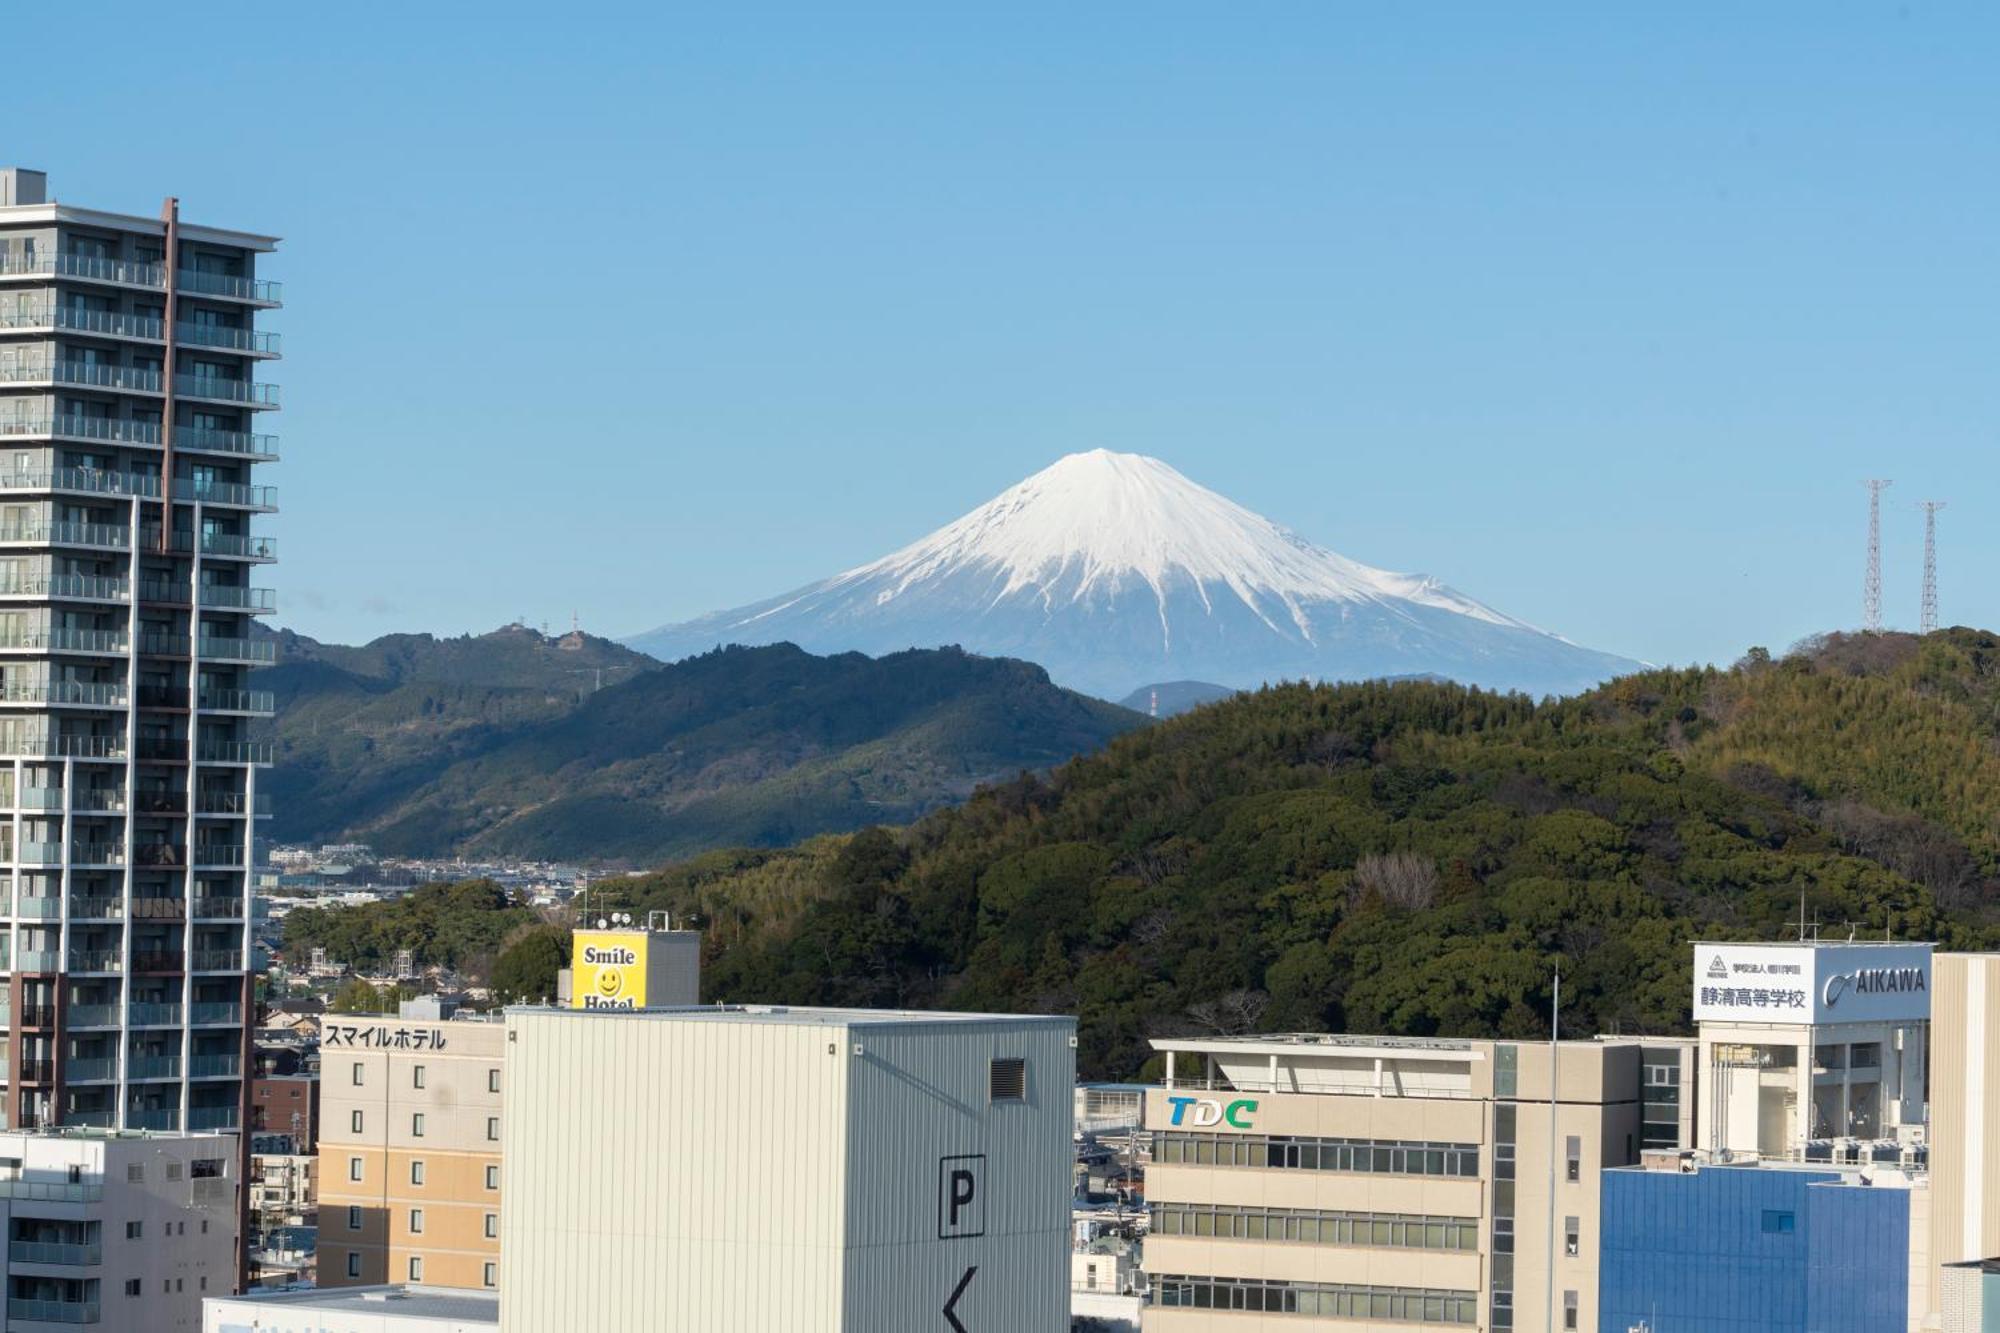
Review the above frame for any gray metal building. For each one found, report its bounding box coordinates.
[498,1005,1076,1333]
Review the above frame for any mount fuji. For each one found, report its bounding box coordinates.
[629,451,1645,701]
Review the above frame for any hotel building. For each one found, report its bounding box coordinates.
[1142,1033,1689,1333]
[0,166,278,1145]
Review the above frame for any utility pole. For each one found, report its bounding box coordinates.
[1863,480,1893,632]
[1919,501,1946,635]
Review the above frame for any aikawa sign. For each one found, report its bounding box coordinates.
[1692,942,1932,1026]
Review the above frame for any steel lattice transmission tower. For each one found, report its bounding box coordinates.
[1920,500,1946,635]
[1863,479,1893,632]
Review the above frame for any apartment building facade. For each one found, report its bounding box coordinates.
[0,1128,238,1330]
[0,167,278,1143]
[317,1013,505,1293]
[1142,1033,1674,1333]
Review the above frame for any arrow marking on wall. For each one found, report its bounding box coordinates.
[944,1265,977,1333]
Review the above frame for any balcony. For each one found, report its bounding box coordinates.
[173,373,279,409]
[0,523,132,554]
[175,269,281,305]
[67,951,121,973]
[128,898,183,921]
[0,248,165,288]
[197,689,274,715]
[131,951,181,974]
[0,415,161,449]
[181,478,276,510]
[176,322,280,357]
[129,1003,183,1027]
[17,1006,54,1028]
[191,949,242,972]
[0,682,127,708]
[9,1240,103,1266]
[194,636,276,665]
[0,467,156,502]
[192,845,245,868]
[191,586,277,614]
[17,787,64,810]
[196,741,271,766]
[14,953,60,973]
[190,1054,239,1078]
[0,628,129,655]
[0,575,130,605]
[14,842,60,865]
[7,1297,100,1323]
[68,845,125,868]
[65,1005,119,1028]
[171,424,279,460]
[14,1059,53,1082]
[64,1058,114,1083]
[195,791,267,816]
[127,1056,181,1080]
[191,898,243,919]
[12,899,59,920]
[1,360,167,395]
[69,791,127,814]
[189,1002,240,1025]
[0,1180,102,1203]
[0,736,126,762]
[0,304,164,343]
[125,1110,177,1131]
[61,1110,111,1129]
[130,845,185,869]
[189,1106,239,1131]
[142,529,277,562]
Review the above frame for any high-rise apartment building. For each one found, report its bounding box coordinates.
[0,168,278,1144]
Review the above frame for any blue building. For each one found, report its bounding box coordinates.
[1600,1163,1910,1333]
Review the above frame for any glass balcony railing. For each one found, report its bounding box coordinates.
[70,790,127,813]
[173,374,279,408]
[69,844,125,867]
[0,682,126,708]
[66,1004,121,1027]
[195,791,268,816]
[172,425,279,459]
[192,845,245,867]
[190,1054,239,1078]
[7,1297,100,1323]
[129,1003,184,1026]
[0,249,165,287]
[71,897,128,920]
[0,305,164,342]
[189,1002,240,1025]
[11,361,166,394]
[0,1179,104,1203]
[196,636,276,664]
[175,269,281,304]
[15,842,60,865]
[12,898,59,920]
[176,322,280,356]
[67,950,121,973]
[63,1110,113,1129]
[196,741,272,765]
[14,950,61,971]
[0,415,161,448]
[0,628,130,653]
[65,1058,115,1083]
[190,949,243,971]
[198,688,275,714]
[126,1110,178,1131]
[191,897,244,919]
[189,1106,239,1131]
[0,522,133,553]
[0,574,131,603]
[0,467,156,500]
[127,1056,180,1080]
[0,736,126,760]
[189,585,277,613]
[9,1239,104,1266]
[141,529,277,562]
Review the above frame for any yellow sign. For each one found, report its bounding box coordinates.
[571,930,649,1010]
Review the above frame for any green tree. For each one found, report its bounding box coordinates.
[491,926,572,1004]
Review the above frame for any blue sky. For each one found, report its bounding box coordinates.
[15,2,1997,670]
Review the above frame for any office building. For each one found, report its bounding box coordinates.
[0,167,280,1143]
[204,1284,498,1333]
[317,1009,506,1293]
[498,1005,1075,1333]
[0,1127,237,1330]
[1141,1032,1685,1333]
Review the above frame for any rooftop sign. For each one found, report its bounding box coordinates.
[1692,942,1932,1026]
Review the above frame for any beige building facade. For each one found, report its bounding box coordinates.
[1929,953,2000,1320]
[316,1014,505,1293]
[1142,1034,1679,1333]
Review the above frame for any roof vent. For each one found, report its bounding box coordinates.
[0,170,47,207]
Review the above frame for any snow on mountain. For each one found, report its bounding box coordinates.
[629,450,1645,700]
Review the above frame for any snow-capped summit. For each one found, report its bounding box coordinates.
[628,451,1644,700]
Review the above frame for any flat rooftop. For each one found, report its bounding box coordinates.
[218,1285,498,1324]
[1154,1033,1475,1052]
[507,1004,1074,1030]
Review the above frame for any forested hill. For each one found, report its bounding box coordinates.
[255,627,1143,862]
[605,629,2000,1080]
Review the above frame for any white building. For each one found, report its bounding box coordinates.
[498,1005,1076,1333]
[1692,940,1931,1158]
[204,1285,498,1333]
[0,1128,237,1330]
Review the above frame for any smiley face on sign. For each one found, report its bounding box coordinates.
[595,968,624,999]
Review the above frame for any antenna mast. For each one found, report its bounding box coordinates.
[1919,501,1946,635]
[1862,480,1893,632]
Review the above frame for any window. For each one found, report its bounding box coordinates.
[1564,1216,1579,1258]
[412,1065,426,1090]
[126,1163,143,1183]
[409,1208,424,1235]
[123,1280,140,1297]
[486,1117,499,1142]
[1494,1043,1518,1098]
[126,1222,141,1239]
[485,1165,500,1191]
[484,1213,498,1239]
[409,1256,423,1282]
[351,1109,364,1134]
[347,1252,361,1279]
[349,1157,363,1183]
[347,1206,361,1231]
[1761,1209,1796,1235]
[1564,1136,1581,1184]
[201,1221,209,1234]
[410,1161,425,1186]
[489,1068,501,1094]
[352,1062,364,1086]
[1563,1291,1578,1331]
[411,1113,425,1138]
[166,1163,182,1181]
[989,1058,1027,1102]
[483,1262,497,1289]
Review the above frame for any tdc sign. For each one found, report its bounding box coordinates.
[1166,1096,1258,1129]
